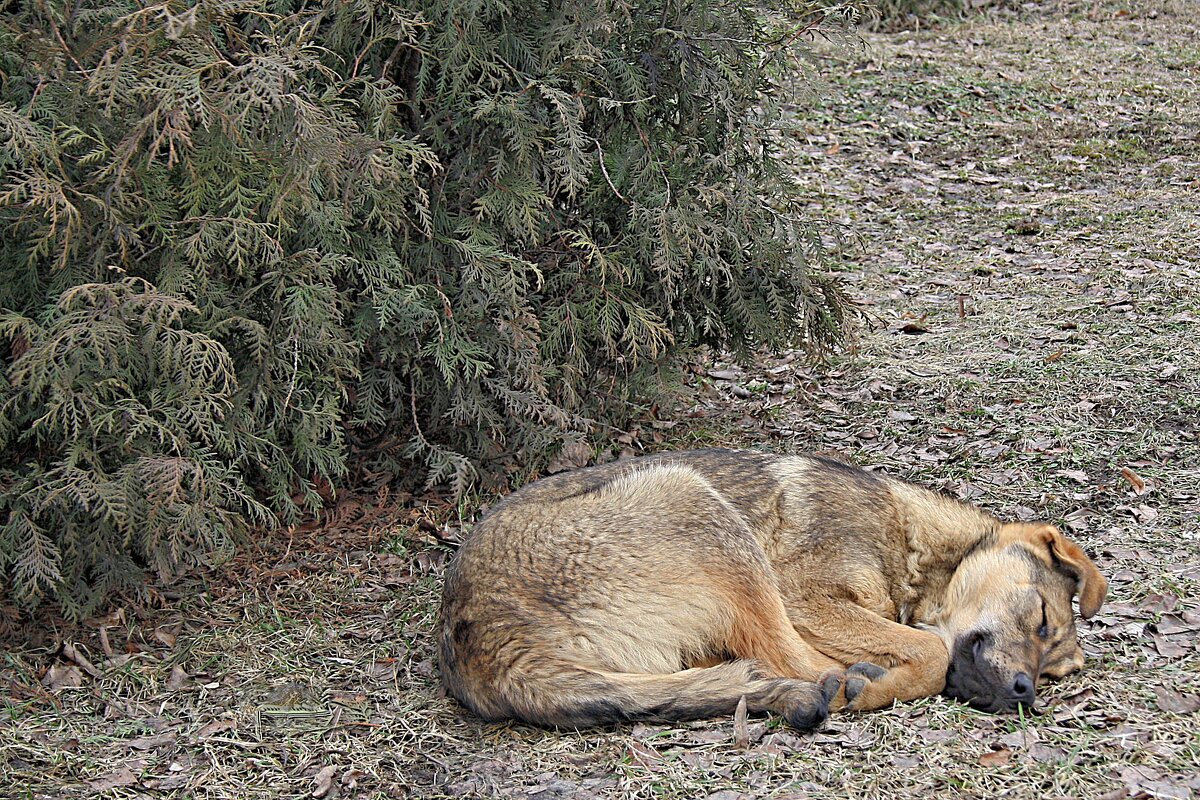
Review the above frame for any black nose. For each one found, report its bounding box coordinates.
[1009,672,1035,706]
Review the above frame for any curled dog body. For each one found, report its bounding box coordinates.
[438,449,1107,729]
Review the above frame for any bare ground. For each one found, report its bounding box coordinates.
[3,2,1199,798]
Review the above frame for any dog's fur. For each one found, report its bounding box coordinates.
[438,449,1107,729]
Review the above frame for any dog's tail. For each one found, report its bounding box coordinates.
[443,657,836,731]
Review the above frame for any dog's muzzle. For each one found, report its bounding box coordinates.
[943,632,1037,713]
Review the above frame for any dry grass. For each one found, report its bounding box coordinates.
[3,1,1199,798]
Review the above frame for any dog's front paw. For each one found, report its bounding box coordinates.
[844,662,888,709]
[818,670,845,705]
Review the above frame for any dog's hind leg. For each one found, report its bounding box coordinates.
[501,660,842,731]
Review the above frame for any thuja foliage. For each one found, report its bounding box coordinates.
[0,0,860,614]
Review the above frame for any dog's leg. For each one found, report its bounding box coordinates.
[494,660,842,731]
[469,581,849,730]
[723,586,845,681]
[788,600,950,711]
[604,661,843,730]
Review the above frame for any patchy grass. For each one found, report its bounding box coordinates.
[3,1,1199,798]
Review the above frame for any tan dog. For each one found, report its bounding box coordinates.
[438,449,1107,729]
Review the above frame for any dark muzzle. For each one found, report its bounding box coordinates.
[943,632,1036,713]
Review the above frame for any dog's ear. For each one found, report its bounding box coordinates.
[1040,525,1108,619]
[1002,523,1108,618]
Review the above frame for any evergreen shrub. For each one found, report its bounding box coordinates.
[0,0,858,615]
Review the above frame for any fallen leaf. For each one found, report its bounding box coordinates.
[629,722,664,739]
[1154,615,1199,635]
[755,731,807,755]
[1130,504,1158,522]
[733,695,749,750]
[1119,766,1192,800]
[414,550,447,572]
[312,765,338,798]
[98,627,115,658]
[1052,689,1101,723]
[1062,515,1092,534]
[341,769,369,789]
[683,727,729,745]
[998,728,1039,749]
[379,569,416,588]
[1028,743,1066,763]
[126,732,177,751]
[197,719,237,739]
[917,728,957,744]
[1013,505,1037,521]
[811,723,878,748]
[1141,593,1178,614]
[61,643,100,677]
[1138,781,1190,800]
[1109,570,1139,585]
[365,661,398,682]
[1152,634,1188,659]
[144,773,190,792]
[166,664,190,691]
[41,664,83,691]
[1121,467,1147,495]
[624,739,661,767]
[1056,469,1090,484]
[1104,724,1152,750]
[546,441,591,474]
[88,766,139,791]
[1154,687,1200,714]
[979,748,1012,767]
[1120,765,1163,787]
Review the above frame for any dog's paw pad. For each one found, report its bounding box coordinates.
[847,662,887,681]
[844,678,866,704]
[844,662,888,706]
[818,672,844,704]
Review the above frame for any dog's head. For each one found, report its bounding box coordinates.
[936,523,1107,713]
